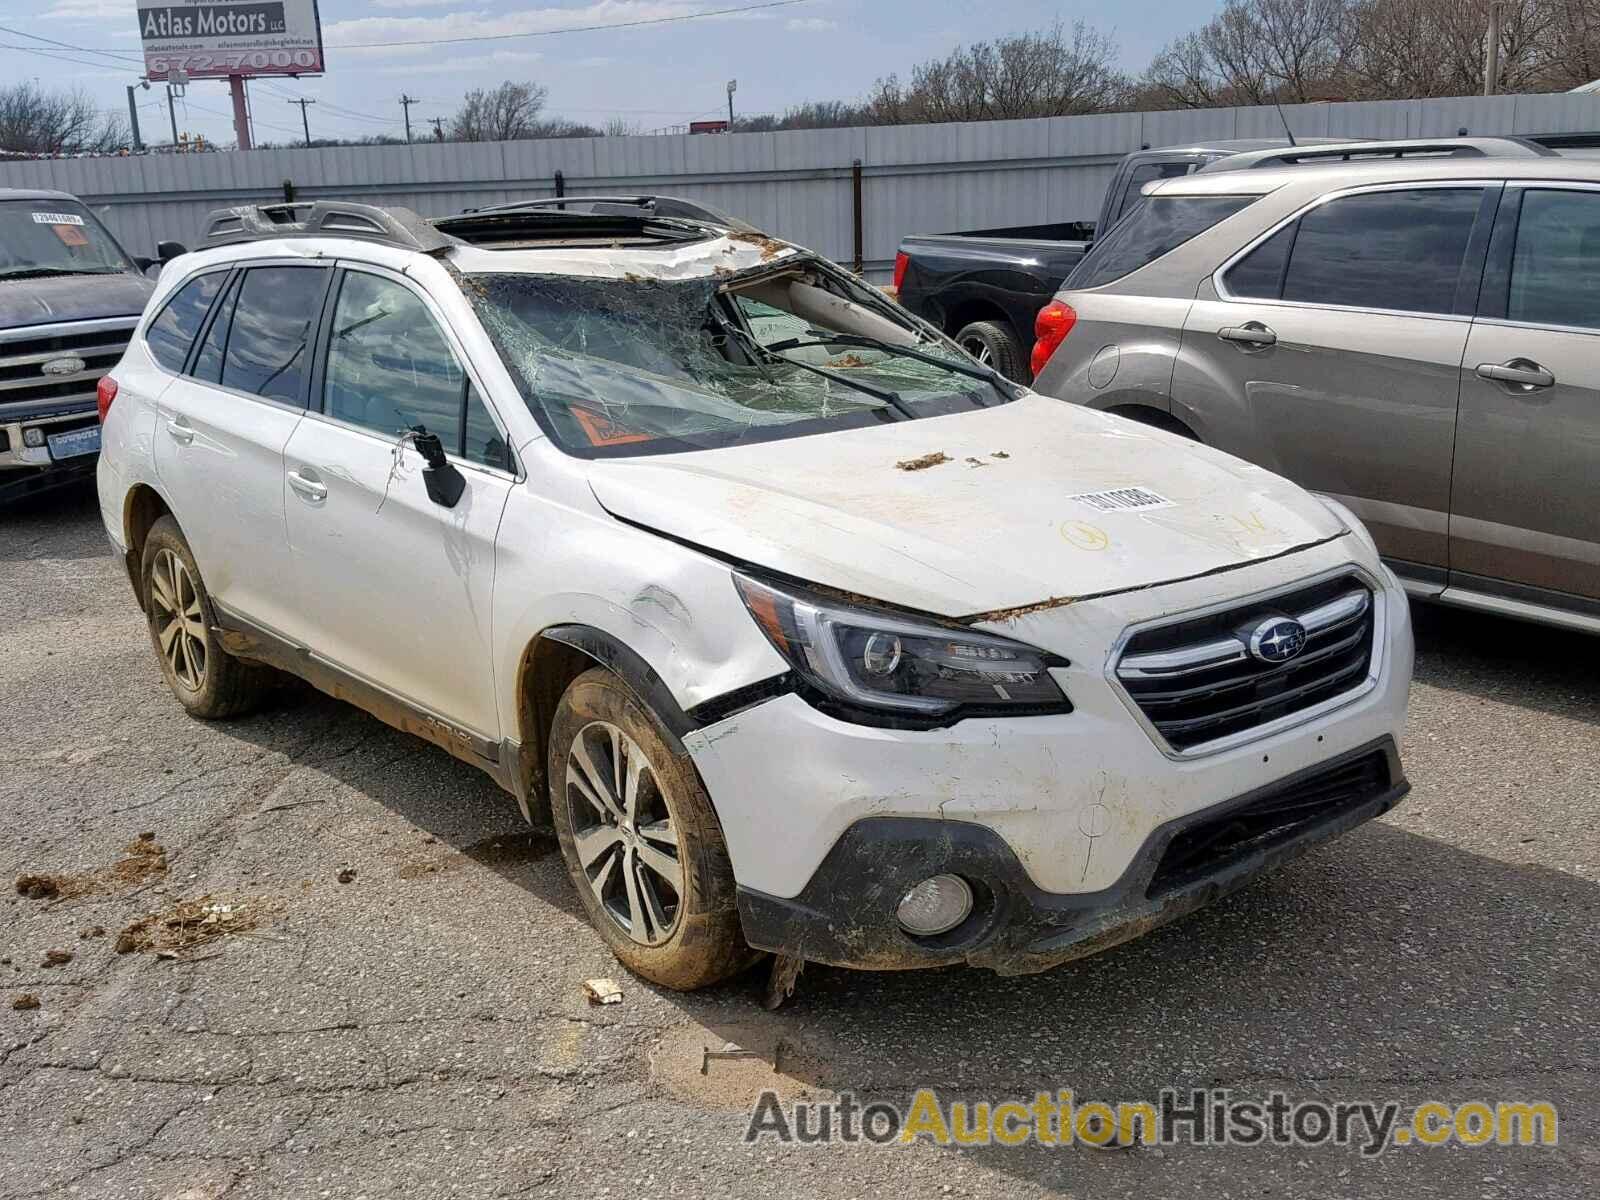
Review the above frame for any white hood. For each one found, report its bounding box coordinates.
[586,395,1346,619]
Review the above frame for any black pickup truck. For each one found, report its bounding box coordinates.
[0,189,184,505]
[891,138,1319,380]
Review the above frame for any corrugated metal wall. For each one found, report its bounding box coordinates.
[4,92,1597,281]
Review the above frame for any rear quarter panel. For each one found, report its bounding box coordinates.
[1031,291,1193,409]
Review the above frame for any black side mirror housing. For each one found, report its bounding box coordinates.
[412,429,465,508]
[156,240,188,263]
[132,254,155,272]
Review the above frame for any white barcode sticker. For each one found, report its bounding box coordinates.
[1070,486,1174,513]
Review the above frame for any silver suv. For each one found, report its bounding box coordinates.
[1032,157,1600,635]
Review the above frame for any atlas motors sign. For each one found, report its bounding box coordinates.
[138,0,324,78]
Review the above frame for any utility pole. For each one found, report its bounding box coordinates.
[288,97,315,147]
[1484,1,1502,96]
[125,81,148,152]
[726,78,736,131]
[166,84,180,147]
[399,94,417,143]
[428,116,445,142]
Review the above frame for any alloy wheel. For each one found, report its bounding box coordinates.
[149,548,207,692]
[565,720,684,945]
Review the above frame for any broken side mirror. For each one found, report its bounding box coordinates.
[156,240,188,263]
[412,428,465,508]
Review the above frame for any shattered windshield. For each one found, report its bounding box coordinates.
[462,262,999,457]
[0,200,133,279]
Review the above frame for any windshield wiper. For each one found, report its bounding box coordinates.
[0,266,119,281]
[722,324,917,420]
[769,329,1023,401]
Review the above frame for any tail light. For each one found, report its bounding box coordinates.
[96,375,118,423]
[1030,300,1077,378]
[891,251,909,294]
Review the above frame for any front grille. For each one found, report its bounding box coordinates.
[0,325,134,415]
[1115,574,1377,752]
[1146,749,1391,898]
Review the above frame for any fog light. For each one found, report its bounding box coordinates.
[896,873,973,936]
[22,428,45,448]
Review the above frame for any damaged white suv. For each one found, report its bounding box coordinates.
[97,199,1412,994]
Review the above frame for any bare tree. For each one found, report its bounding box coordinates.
[1528,0,1600,90]
[1345,0,1548,98]
[0,82,127,155]
[449,81,550,142]
[866,21,1129,124]
[1142,0,1355,107]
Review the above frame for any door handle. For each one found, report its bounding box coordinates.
[287,469,327,504]
[165,418,194,445]
[1218,322,1277,348]
[1475,359,1555,391]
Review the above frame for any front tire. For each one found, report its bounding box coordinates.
[140,516,272,719]
[954,319,1028,383]
[548,667,755,991]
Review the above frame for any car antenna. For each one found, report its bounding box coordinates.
[1275,103,1298,146]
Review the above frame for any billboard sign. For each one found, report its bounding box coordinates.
[138,0,324,78]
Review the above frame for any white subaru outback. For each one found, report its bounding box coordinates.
[96,199,1412,993]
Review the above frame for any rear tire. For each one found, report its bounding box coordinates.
[140,516,273,720]
[548,667,756,991]
[954,319,1028,383]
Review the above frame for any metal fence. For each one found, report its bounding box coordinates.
[4,91,1598,281]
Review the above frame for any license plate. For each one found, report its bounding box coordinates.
[46,425,101,461]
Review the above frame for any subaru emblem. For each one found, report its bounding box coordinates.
[1248,617,1307,664]
[41,355,87,377]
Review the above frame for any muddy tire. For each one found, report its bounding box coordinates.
[954,319,1028,383]
[140,516,273,720]
[548,667,756,991]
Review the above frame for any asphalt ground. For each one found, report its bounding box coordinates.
[2,480,1595,1198]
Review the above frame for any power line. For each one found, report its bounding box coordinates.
[0,22,142,65]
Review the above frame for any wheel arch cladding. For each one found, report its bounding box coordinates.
[515,625,696,823]
[122,483,174,611]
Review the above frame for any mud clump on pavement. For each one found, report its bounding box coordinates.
[115,895,276,957]
[11,994,40,1011]
[39,950,73,968]
[896,451,950,472]
[14,875,62,901]
[15,833,168,902]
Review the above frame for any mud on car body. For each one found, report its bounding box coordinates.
[96,199,1412,992]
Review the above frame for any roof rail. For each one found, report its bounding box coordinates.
[463,193,759,233]
[199,201,460,255]
[1200,136,1555,173]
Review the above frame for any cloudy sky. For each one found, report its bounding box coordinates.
[4,0,1225,147]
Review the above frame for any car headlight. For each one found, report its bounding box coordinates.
[734,574,1071,723]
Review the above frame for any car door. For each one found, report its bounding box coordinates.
[153,262,331,637]
[282,263,517,741]
[1175,183,1494,574]
[1451,183,1600,604]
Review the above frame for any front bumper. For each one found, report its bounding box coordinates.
[683,539,1414,972]
[0,403,101,502]
[736,737,1407,974]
